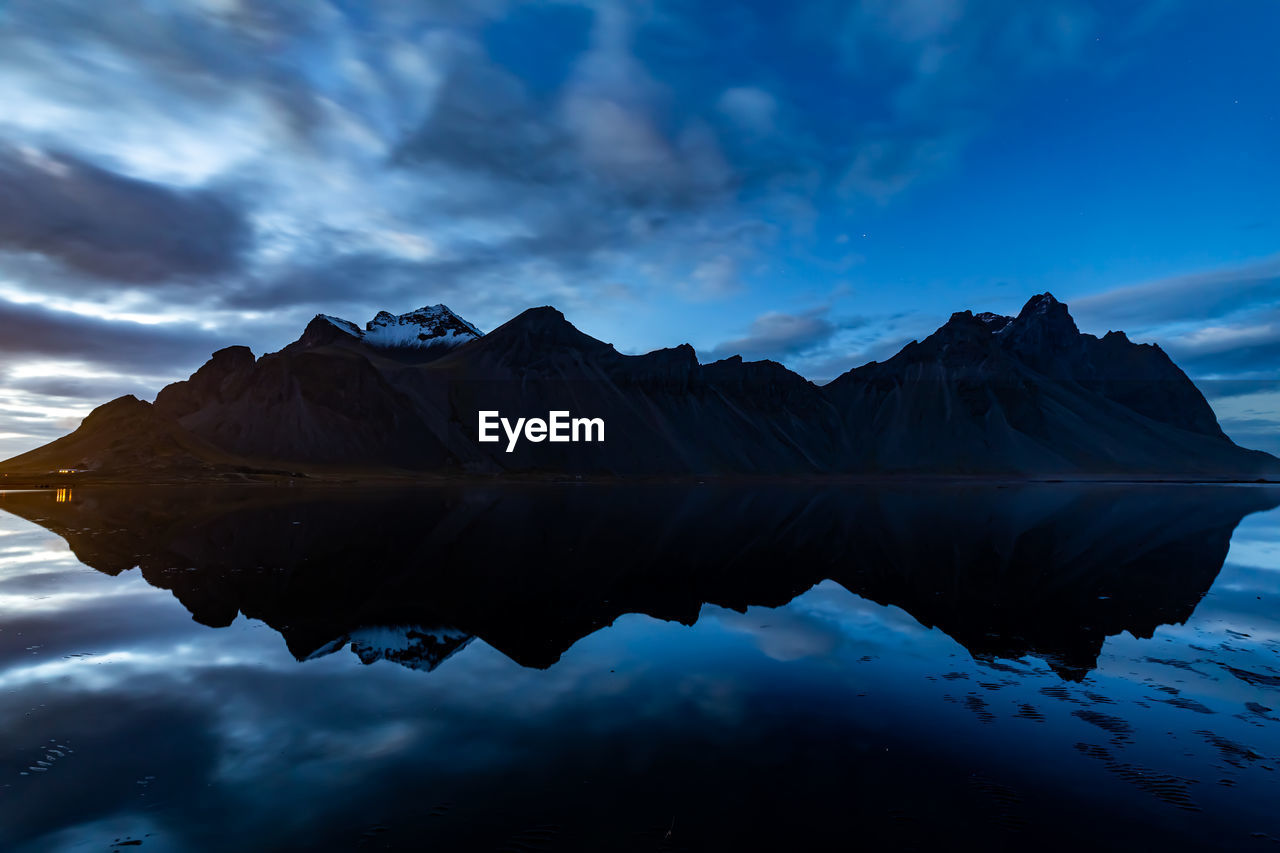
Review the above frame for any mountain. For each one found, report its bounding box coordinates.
[0,393,272,478]
[308,304,481,352]
[826,294,1262,475]
[2,293,1276,480]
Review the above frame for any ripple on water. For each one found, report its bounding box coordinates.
[1014,703,1046,722]
[1195,730,1270,770]
[963,694,996,723]
[1072,709,1134,745]
[497,823,561,853]
[967,773,1026,832]
[1074,743,1201,812]
[1222,665,1280,689]
[19,739,73,777]
[1159,696,1216,715]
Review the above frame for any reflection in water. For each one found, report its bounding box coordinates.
[0,484,1279,850]
[4,484,1273,679]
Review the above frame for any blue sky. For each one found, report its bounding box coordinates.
[0,0,1277,456]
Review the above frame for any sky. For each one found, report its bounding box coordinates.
[0,0,1277,458]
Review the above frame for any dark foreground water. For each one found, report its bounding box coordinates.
[0,484,1278,852]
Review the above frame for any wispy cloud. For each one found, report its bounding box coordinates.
[0,145,248,284]
[1066,256,1280,385]
[0,298,231,371]
[706,307,866,363]
[1071,255,1280,330]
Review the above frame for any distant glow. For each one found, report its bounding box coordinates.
[0,66,270,186]
[0,397,91,419]
[9,361,138,380]
[0,283,197,326]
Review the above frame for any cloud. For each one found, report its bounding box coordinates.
[1070,255,1280,328]
[1209,388,1280,455]
[1201,379,1280,400]
[0,374,149,401]
[0,145,249,283]
[716,87,778,137]
[830,0,1104,201]
[0,298,229,372]
[707,307,865,362]
[0,298,245,459]
[681,254,742,301]
[392,34,569,186]
[702,304,928,382]
[1159,311,1280,379]
[1170,334,1280,379]
[1063,256,1280,385]
[0,0,1134,327]
[391,15,739,280]
[839,135,963,201]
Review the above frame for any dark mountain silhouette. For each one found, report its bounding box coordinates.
[826,295,1253,474]
[0,394,257,477]
[2,294,1275,479]
[2,483,1274,679]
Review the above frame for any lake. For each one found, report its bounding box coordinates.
[1,484,1278,851]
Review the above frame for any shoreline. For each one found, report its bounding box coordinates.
[2,471,1277,489]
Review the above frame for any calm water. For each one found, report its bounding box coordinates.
[0,484,1278,851]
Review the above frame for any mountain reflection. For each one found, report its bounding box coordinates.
[2,483,1275,680]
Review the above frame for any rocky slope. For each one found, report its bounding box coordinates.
[0,394,265,478]
[826,295,1261,475]
[2,294,1275,479]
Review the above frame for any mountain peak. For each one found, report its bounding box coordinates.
[932,310,996,343]
[496,306,601,343]
[1015,292,1077,331]
[312,304,482,350]
[461,305,617,365]
[495,306,602,342]
[83,394,148,425]
[366,304,482,338]
[1023,291,1062,308]
[509,305,567,326]
[208,345,255,368]
[974,311,1012,332]
[999,291,1081,367]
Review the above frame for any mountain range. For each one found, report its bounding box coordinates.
[2,294,1275,480]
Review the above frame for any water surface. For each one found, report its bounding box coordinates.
[1,484,1278,851]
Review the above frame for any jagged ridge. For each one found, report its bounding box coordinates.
[2,294,1275,480]
[311,304,482,351]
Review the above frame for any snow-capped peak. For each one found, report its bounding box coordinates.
[304,625,473,672]
[318,314,363,336]
[320,304,482,349]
